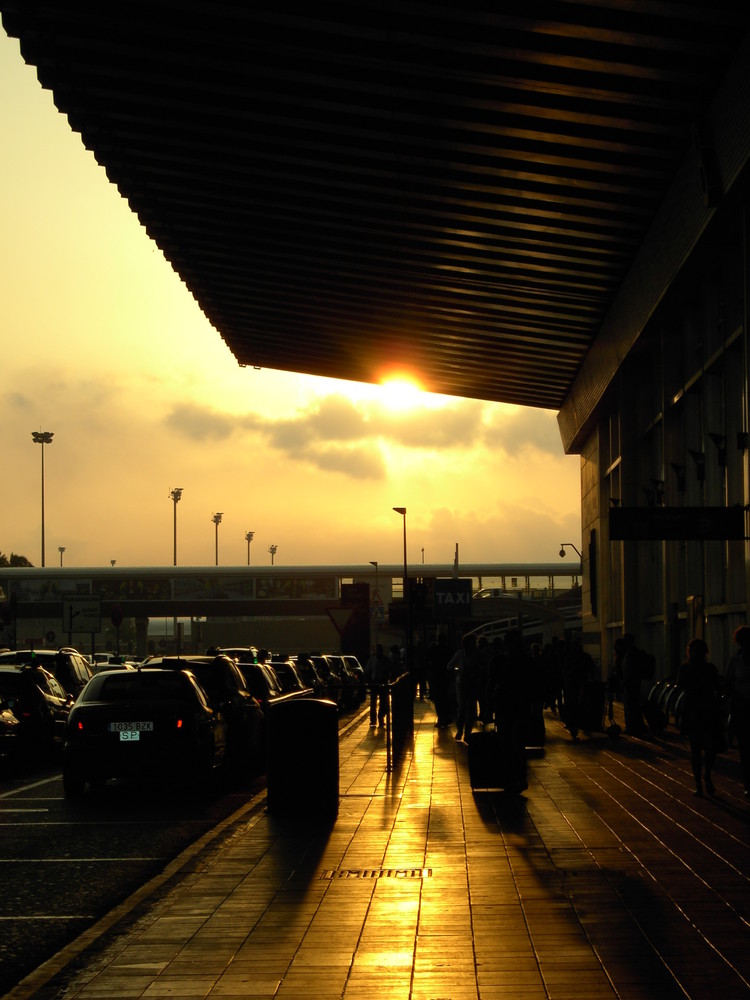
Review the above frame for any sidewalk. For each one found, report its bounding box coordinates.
[12,699,750,1000]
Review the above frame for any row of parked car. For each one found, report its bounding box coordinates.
[0,645,367,796]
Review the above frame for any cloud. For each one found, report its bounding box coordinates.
[164,403,256,441]
[3,391,34,411]
[161,393,567,488]
[482,407,564,456]
[267,396,369,451]
[310,445,386,479]
[366,400,486,449]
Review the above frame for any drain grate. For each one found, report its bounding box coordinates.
[320,867,432,880]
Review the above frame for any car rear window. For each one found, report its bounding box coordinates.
[93,672,187,702]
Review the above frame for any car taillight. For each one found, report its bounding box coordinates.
[77,721,84,731]
[176,719,183,729]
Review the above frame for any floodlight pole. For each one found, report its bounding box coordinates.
[393,507,410,670]
[170,488,183,565]
[212,512,223,565]
[31,430,54,567]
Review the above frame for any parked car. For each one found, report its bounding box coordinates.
[0,702,21,767]
[62,666,228,796]
[342,654,367,705]
[209,645,258,663]
[310,654,347,707]
[0,647,93,699]
[270,658,312,696]
[326,654,364,710]
[144,655,266,776]
[0,663,72,757]
[237,660,284,710]
[293,654,327,697]
[91,652,137,672]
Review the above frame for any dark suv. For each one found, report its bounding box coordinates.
[0,663,72,756]
[0,647,93,699]
[144,655,266,776]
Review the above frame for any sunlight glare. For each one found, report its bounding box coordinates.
[378,375,425,411]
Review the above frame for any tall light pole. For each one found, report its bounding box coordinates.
[268,544,277,565]
[58,546,65,567]
[31,431,54,567]
[245,531,255,565]
[169,488,183,566]
[369,560,379,643]
[393,507,409,668]
[212,512,223,565]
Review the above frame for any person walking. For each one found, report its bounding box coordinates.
[427,633,452,728]
[449,634,480,742]
[677,638,724,796]
[493,628,532,792]
[561,641,589,741]
[364,643,390,728]
[726,625,750,796]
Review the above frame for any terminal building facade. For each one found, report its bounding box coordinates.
[567,175,750,678]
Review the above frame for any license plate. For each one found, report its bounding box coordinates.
[108,721,154,733]
[120,730,140,742]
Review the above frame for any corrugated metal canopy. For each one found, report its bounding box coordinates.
[3,1,750,423]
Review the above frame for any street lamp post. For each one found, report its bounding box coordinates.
[392,507,410,669]
[245,531,255,565]
[559,542,583,561]
[58,546,65,567]
[268,544,277,565]
[369,560,379,643]
[169,488,183,566]
[31,431,54,567]
[212,513,223,565]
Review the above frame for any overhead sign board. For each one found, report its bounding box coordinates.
[62,594,101,633]
[433,578,473,618]
[609,506,745,541]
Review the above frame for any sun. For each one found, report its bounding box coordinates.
[378,375,426,411]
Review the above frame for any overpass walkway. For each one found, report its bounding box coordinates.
[10,699,750,1000]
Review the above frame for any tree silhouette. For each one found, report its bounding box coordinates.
[0,553,33,567]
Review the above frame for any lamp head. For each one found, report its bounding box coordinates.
[559,546,566,558]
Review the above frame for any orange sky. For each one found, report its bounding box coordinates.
[1,28,581,570]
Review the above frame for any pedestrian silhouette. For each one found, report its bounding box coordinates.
[449,634,480,742]
[677,638,724,796]
[725,625,750,797]
[364,643,390,727]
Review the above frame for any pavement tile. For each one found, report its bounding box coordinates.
[19,699,750,1000]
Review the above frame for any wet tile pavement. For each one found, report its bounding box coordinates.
[8,698,750,1000]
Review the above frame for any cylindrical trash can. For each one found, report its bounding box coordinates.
[266,696,339,820]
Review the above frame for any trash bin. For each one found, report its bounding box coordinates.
[266,696,339,820]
